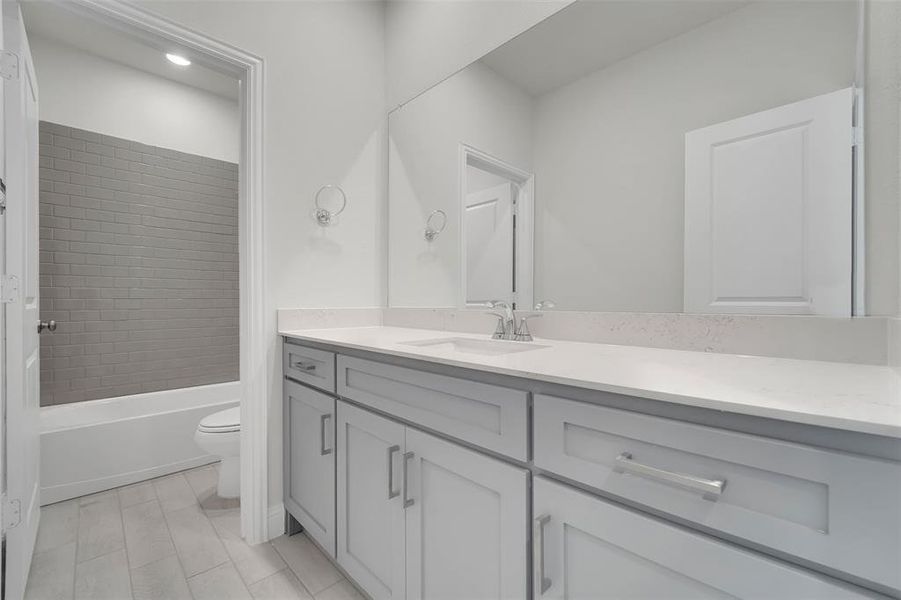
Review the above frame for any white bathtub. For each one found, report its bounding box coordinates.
[40,382,240,505]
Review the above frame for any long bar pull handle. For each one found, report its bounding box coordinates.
[387,445,400,499]
[320,414,333,456]
[293,360,317,372]
[402,451,415,508]
[533,514,551,595]
[614,452,725,500]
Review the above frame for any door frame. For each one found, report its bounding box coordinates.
[458,144,534,310]
[56,0,269,544]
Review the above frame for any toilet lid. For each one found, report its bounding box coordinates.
[198,407,240,433]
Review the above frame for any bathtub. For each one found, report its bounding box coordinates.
[40,382,240,505]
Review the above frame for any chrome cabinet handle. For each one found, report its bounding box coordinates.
[402,451,415,508]
[387,445,400,499]
[37,320,57,333]
[320,414,332,456]
[293,360,316,372]
[614,452,725,500]
[533,514,551,595]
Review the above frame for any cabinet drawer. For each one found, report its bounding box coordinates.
[533,476,880,599]
[284,341,335,392]
[337,356,528,460]
[534,394,901,592]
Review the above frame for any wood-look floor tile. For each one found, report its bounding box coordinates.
[248,569,313,600]
[271,534,342,596]
[122,500,176,569]
[152,474,197,513]
[77,491,124,563]
[118,481,157,509]
[211,511,287,585]
[164,504,229,577]
[74,548,133,600]
[24,542,77,600]
[187,561,252,600]
[130,555,192,600]
[36,499,79,553]
[314,579,365,600]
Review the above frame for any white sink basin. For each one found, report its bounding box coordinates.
[400,336,549,356]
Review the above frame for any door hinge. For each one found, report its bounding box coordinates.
[1,275,19,303]
[0,50,19,81]
[2,496,21,531]
[852,126,863,147]
[0,177,7,214]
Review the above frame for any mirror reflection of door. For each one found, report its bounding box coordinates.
[465,180,515,305]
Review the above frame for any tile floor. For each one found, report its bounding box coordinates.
[25,464,364,600]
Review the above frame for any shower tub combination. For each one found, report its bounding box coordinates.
[39,382,239,505]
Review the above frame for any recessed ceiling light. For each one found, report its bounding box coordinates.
[166,53,191,67]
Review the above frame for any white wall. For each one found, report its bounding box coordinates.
[533,1,857,312]
[134,0,386,520]
[385,0,573,109]
[864,0,901,317]
[388,62,533,307]
[29,35,240,163]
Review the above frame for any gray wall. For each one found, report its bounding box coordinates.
[39,121,239,406]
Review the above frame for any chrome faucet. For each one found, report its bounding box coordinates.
[486,301,516,340]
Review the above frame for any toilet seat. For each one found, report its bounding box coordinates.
[198,407,240,433]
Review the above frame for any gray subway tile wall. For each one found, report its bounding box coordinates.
[38,121,239,406]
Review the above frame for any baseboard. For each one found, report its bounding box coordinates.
[40,454,219,505]
[268,502,286,540]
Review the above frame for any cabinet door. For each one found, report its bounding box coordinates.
[404,428,528,600]
[284,380,336,556]
[336,401,406,600]
[532,477,878,600]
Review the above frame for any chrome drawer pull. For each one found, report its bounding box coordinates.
[293,360,317,372]
[533,514,551,595]
[387,445,400,499]
[614,452,725,500]
[402,451,415,508]
[320,414,333,455]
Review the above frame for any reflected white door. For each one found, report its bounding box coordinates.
[464,182,514,305]
[2,4,41,599]
[684,87,852,316]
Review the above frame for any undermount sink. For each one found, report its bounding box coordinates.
[400,336,549,356]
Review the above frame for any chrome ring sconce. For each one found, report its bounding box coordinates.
[314,184,347,226]
[424,209,447,241]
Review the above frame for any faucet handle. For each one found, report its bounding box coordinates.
[534,300,556,311]
[485,312,507,340]
[514,313,543,342]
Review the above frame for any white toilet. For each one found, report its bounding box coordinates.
[194,407,241,499]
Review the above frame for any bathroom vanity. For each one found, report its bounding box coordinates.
[281,328,901,600]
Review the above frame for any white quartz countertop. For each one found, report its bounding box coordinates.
[279,326,901,439]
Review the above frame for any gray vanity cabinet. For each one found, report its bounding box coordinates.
[284,379,336,557]
[533,477,878,600]
[336,401,407,600]
[335,399,528,600]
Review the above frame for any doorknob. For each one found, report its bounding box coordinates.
[37,320,56,333]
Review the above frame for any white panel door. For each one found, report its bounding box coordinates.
[336,401,406,600]
[3,5,41,599]
[533,477,874,600]
[684,87,852,316]
[404,428,527,600]
[464,182,515,305]
[284,380,335,556]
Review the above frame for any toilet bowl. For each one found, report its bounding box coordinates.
[194,407,240,499]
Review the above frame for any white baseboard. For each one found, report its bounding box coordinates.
[41,455,219,505]
[268,503,286,540]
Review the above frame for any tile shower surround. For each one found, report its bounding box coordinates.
[38,122,239,405]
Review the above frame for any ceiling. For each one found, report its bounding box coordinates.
[21,2,240,101]
[480,0,748,97]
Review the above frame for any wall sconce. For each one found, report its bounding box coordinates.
[315,184,347,226]
[424,209,447,241]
